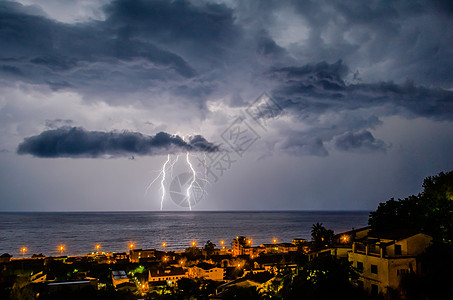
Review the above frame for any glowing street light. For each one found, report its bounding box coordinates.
[21,247,27,257]
[273,238,278,244]
[162,242,167,248]
[129,243,135,250]
[58,245,65,256]
[247,239,252,245]
[191,241,196,247]
[163,256,168,262]
[220,240,225,246]
[341,235,349,243]
[95,244,101,251]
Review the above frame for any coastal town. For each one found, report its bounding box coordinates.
[0,226,434,299]
[1,170,452,299]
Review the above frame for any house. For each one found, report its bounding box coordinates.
[47,278,98,294]
[260,243,297,254]
[0,253,12,263]
[148,267,187,286]
[348,230,432,295]
[31,271,47,283]
[130,248,156,263]
[112,270,129,287]
[188,263,225,281]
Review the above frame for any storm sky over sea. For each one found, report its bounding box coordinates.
[1,0,453,211]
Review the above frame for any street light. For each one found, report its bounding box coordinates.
[162,242,167,248]
[191,241,196,247]
[273,238,278,244]
[95,244,101,251]
[58,245,65,256]
[341,235,349,243]
[21,247,27,257]
[129,243,135,250]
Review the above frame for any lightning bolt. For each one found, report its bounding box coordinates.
[186,152,196,211]
[145,154,171,210]
[160,154,171,210]
[146,151,210,211]
[169,154,180,179]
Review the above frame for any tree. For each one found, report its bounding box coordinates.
[203,240,216,256]
[368,170,453,243]
[311,222,334,249]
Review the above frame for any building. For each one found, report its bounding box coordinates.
[129,249,156,263]
[232,236,251,256]
[188,263,225,281]
[0,253,12,263]
[348,230,432,295]
[112,270,129,288]
[260,243,297,254]
[148,267,188,286]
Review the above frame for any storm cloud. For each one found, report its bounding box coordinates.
[17,127,218,158]
[1,0,453,210]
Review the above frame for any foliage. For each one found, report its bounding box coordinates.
[203,240,216,256]
[271,256,369,300]
[368,171,453,243]
[311,222,334,249]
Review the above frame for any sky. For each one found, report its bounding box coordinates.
[1,0,453,211]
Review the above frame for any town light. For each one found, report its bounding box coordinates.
[180,260,184,265]
[21,247,27,257]
[237,263,241,268]
[162,242,167,248]
[273,238,278,244]
[191,241,196,247]
[220,240,225,245]
[95,244,100,251]
[163,256,168,262]
[247,239,252,245]
[129,243,135,250]
[341,235,349,243]
[58,245,65,255]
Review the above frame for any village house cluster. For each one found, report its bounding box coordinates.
[0,228,432,298]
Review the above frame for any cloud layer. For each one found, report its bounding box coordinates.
[17,127,218,158]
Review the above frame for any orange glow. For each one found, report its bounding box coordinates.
[95,244,100,251]
[191,241,196,247]
[58,245,65,255]
[220,240,225,245]
[247,239,252,244]
[237,263,241,268]
[162,242,167,248]
[21,247,27,253]
[180,260,184,265]
[129,243,135,250]
[341,235,349,243]
[163,257,168,262]
[273,238,277,244]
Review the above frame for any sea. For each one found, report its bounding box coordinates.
[0,211,369,257]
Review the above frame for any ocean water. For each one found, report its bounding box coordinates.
[0,211,369,257]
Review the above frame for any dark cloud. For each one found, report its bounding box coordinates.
[334,130,389,153]
[17,127,218,158]
[268,60,453,121]
[0,0,237,105]
[45,119,74,129]
[264,60,453,156]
